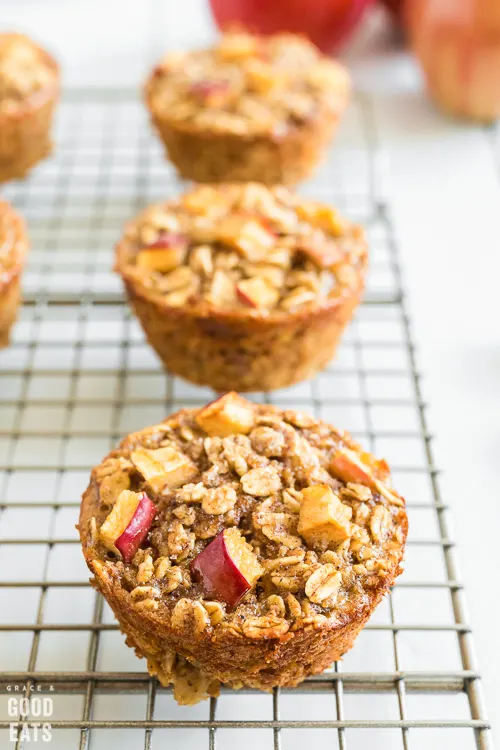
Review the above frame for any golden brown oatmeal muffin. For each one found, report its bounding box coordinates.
[0,200,29,347]
[79,393,407,704]
[0,32,59,183]
[145,31,350,184]
[115,182,367,392]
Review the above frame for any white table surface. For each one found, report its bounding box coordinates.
[1,0,499,740]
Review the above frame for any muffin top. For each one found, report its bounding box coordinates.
[146,31,350,137]
[82,393,407,641]
[116,183,366,316]
[0,33,57,112]
[0,200,28,282]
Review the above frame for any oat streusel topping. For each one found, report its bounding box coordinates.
[88,394,406,637]
[146,31,349,137]
[0,34,55,111]
[120,183,365,314]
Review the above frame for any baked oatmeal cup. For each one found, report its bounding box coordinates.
[0,32,59,183]
[115,182,367,392]
[0,200,29,347]
[145,31,350,184]
[79,393,407,704]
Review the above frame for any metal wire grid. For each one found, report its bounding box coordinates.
[0,91,493,750]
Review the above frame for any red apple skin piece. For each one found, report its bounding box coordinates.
[190,531,252,608]
[330,449,375,488]
[115,492,157,563]
[330,449,404,507]
[144,232,188,251]
[190,80,231,104]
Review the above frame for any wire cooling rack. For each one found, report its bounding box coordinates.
[0,90,493,750]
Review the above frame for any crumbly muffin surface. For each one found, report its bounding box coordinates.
[0,33,55,110]
[85,396,407,640]
[146,31,349,137]
[119,183,365,315]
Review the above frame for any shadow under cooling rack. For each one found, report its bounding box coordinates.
[0,89,493,750]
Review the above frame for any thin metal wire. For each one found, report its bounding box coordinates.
[0,90,493,749]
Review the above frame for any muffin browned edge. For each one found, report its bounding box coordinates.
[78,406,407,691]
[0,200,29,347]
[145,105,344,185]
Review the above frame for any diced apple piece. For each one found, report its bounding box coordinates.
[195,392,255,437]
[217,32,257,61]
[99,490,157,561]
[131,447,198,494]
[190,527,263,607]
[298,485,352,546]
[296,203,348,237]
[190,79,231,106]
[115,493,157,563]
[136,232,188,273]
[266,247,292,269]
[330,448,404,507]
[216,216,275,262]
[246,60,284,93]
[296,237,344,268]
[183,186,228,216]
[237,277,280,309]
[243,263,286,288]
[207,269,237,308]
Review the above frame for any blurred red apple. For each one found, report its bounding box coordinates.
[190,527,263,607]
[407,0,500,122]
[379,0,403,18]
[209,0,374,52]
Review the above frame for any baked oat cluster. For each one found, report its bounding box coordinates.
[120,183,364,314]
[80,393,407,703]
[147,31,349,138]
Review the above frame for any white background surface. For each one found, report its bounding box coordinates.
[0,0,499,741]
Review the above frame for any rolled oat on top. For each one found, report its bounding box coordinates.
[115,182,367,392]
[79,393,407,704]
[145,30,350,184]
[0,33,59,183]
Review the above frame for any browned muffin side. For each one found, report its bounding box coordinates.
[0,200,29,347]
[0,33,59,183]
[115,183,367,392]
[79,393,407,704]
[145,31,350,184]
